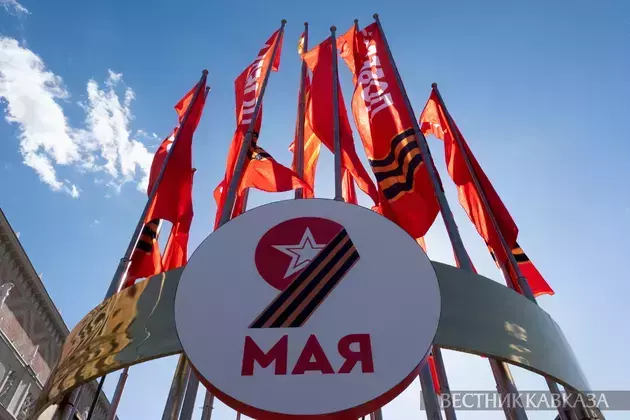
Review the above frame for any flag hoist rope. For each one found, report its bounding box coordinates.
[373,14,532,420]
[71,72,209,420]
[431,83,599,420]
[295,22,309,199]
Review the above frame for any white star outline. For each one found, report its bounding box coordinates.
[272,227,326,279]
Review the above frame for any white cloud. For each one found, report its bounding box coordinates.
[0,37,154,197]
[81,70,153,191]
[1,0,29,15]
[69,184,79,198]
[0,37,78,194]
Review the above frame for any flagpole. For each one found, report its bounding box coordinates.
[177,367,200,420]
[197,20,286,418]
[295,22,309,199]
[200,392,214,420]
[218,20,287,226]
[108,72,208,420]
[430,83,580,420]
[161,356,190,420]
[105,71,208,299]
[353,19,382,419]
[373,14,531,420]
[68,70,208,420]
[330,26,343,202]
[369,14,451,420]
[240,188,250,211]
[163,87,213,420]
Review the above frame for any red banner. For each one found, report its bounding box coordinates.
[127,76,207,285]
[420,87,553,297]
[303,36,380,205]
[338,23,438,239]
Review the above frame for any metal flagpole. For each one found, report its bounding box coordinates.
[236,412,241,420]
[347,20,383,420]
[373,14,529,420]
[196,20,286,418]
[178,367,200,420]
[295,22,309,199]
[240,188,250,211]
[200,390,214,420]
[219,20,287,226]
[89,219,161,420]
[430,83,587,420]
[58,384,84,420]
[372,408,384,420]
[164,86,214,420]
[104,367,128,420]
[369,14,449,420]
[162,356,190,420]
[71,71,208,420]
[104,72,207,300]
[330,26,343,202]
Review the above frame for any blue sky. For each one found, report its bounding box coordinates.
[1,0,629,419]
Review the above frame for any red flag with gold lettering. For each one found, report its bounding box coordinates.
[338,23,438,239]
[214,30,309,227]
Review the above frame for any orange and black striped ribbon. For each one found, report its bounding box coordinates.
[369,128,423,202]
[247,133,272,161]
[250,228,359,329]
[511,243,530,264]
[489,241,529,265]
[136,219,160,253]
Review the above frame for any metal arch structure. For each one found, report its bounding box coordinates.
[33,261,594,417]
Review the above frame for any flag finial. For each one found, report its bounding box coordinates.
[202,69,209,76]
[281,19,287,24]
[354,19,359,24]
[330,25,337,31]
[304,21,308,27]
[431,82,438,88]
[373,13,379,19]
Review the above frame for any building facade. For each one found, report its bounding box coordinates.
[0,209,115,420]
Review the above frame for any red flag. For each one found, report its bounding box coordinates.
[341,168,357,204]
[289,69,321,199]
[289,131,321,199]
[126,219,162,283]
[302,36,380,206]
[214,29,308,228]
[161,224,188,270]
[240,138,309,195]
[147,79,205,227]
[126,76,206,286]
[420,87,553,297]
[338,23,439,239]
[511,244,553,297]
[146,128,176,195]
[216,139,308,224]
[490,243,554,297]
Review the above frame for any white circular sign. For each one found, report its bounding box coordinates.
[175,199,441,418]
